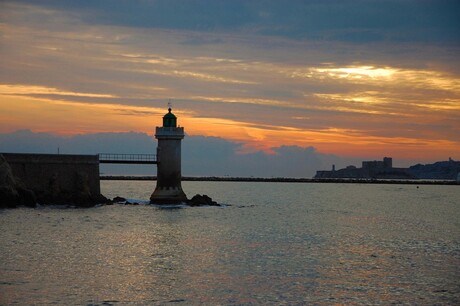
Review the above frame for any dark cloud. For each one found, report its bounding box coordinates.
[7,0,460,44]
[180,36,224,46]
[0,130,359,177]
[0,130,158,175]
[0,129,155,154]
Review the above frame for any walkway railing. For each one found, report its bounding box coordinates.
[98,153,157,164]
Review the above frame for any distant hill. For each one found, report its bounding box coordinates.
[408,159,460,180]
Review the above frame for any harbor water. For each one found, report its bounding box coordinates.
[1,181,459,304]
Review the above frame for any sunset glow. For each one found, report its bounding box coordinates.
[1,1,459,166]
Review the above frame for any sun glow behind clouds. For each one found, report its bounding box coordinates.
[0,84,117,98]
[1,1,459,163]
[291,65,460,92]
[0,94,167,135]
[1,91,458,160]
[315,66,396,79]
[314,92,391,104]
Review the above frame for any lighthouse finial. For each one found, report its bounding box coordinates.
[168,99,172,112]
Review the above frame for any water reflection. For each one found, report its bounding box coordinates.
[0,182,459,304]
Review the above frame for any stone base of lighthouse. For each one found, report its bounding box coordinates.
[150,186,187,204]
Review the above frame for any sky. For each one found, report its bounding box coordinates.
[1,0,459,176]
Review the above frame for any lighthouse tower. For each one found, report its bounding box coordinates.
[150,107,187,204]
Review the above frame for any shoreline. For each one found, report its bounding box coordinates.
[100,176,459,185]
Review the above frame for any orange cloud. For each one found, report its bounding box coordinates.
[1,92,459,161]
[0,94,161,135]
[1,11,459,165]
[0,84,117,98]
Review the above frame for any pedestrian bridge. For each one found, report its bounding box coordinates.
[98,153,157,164]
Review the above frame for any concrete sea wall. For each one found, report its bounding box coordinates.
[2,153,103,206]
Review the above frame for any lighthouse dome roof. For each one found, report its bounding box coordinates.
[163,108,177,127]
[164,108,176,119]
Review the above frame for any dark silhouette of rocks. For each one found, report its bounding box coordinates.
[112,196,127,203]
[187,194,220,206]
[408,158,460,180]
[108,194,220,206]
[17,187,36,207]
[0,155,36,208]
[109,196,140,205]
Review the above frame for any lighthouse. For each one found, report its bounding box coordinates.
[150,106,187,204]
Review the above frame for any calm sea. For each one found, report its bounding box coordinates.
[1,181,459,305]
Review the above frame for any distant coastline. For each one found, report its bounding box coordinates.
[100,176,458,185]
[315,157,460,181]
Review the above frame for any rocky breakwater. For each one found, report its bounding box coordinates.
[0,154,108,208]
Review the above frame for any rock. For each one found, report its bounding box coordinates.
[0,186,19,208]
[0,154,19,208]
[113,196,126,203]
[93,193,110,205]
[0,154,36,208]
[73,190,109,208]
[187,194,220,207]
[17,187,36,207]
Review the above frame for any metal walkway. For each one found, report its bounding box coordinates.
[98,153,157,164]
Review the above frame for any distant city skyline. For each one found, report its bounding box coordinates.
[1,0,459,169]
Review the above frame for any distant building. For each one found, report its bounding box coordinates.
[362,157,392,170]
[315,157,413,179]
[316,157,460,180]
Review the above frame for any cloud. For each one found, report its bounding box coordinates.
[0,129,155,154]
[0,84,117,98]
[180,36,224,46]
[1,1,459,164]
[0,130,361,177]
[0,130,158,176]
[6,0,460,44]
